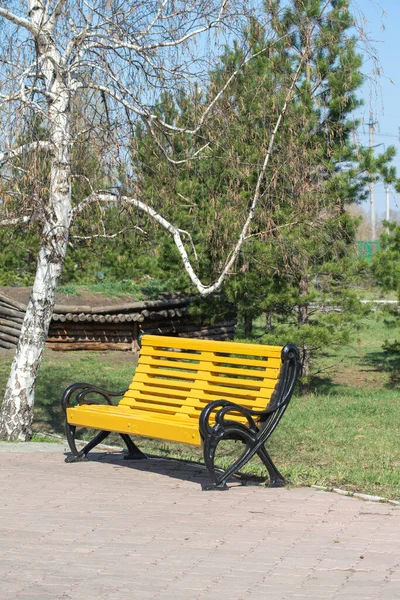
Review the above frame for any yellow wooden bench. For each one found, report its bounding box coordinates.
[62,334,300,489]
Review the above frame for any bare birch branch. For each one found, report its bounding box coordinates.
[71,226,147,240]
[48,0,68,30]
[245,222,300,239]
[0,141,51,168]
[83,44,274,140]
[80,0,229,53]
[0,215,31,227]
[71,34,312,295]
[0,7,37,35]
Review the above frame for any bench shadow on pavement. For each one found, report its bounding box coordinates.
[63,450,268,489]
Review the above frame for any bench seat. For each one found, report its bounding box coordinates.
[67,404,202,445]
[62,334,300,489]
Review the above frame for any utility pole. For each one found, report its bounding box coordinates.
[369,113,376,240]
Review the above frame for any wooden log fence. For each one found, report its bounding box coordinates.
[0,294,26,350]
[47,342,134,352]
[0,291,236,351]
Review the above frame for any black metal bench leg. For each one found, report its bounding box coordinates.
[120,434,147,460]
[202,436,229,491]
[65,429,111,463]
[257,445,286,487]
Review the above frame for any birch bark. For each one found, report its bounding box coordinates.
[0,1,72,440]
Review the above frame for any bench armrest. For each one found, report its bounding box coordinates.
[266,343,301,414]
[61,382,128,414]
[199,399,258,440]
[199,344,300,489]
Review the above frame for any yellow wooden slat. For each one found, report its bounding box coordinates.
[68,404,192,426]
[67,401,258,438]
[141,334,283,358]
[67,406,202,445]
[69,403,197,421]
[139,347,202,361]
[138,348,281,369]
[121,391,270,414]
[120,390,269,415]
[122,387,190,402]
[103,400,194,419]
[124,385,272,408]
[129,375,194,392]
[123,381,272,406]
[67,403,252,438]
[136,364,279,387]
[110,399,250,421]
[203,355,282,369]
[137,356,280,379]
[196,392,270,407]
[133,370,277,392]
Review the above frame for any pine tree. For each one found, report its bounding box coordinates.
[131,0,398,381]
[371,221,400,360]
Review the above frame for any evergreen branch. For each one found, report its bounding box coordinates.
[311,357,347,378]
[245,222,299,239]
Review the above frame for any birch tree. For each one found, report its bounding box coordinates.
[0,0,321,441]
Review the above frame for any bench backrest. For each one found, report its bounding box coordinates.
[119,335,284,425]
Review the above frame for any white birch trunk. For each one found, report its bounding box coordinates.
[0,3,72,440]
[0,123,71,440]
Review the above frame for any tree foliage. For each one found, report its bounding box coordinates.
[371,221,400,357]
[129,0,397,378]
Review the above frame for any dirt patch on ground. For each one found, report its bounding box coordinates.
[331,366,389,388]
[0,286,140,308]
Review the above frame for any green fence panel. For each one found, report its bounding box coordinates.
[357,241,381,261]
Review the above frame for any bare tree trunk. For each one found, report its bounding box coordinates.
[243,314,253,338]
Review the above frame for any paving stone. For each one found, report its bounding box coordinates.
[2,448,400,600]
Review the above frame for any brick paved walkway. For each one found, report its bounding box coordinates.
[1,444,400,599]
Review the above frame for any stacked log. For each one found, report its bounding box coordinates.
[140,318,237,339]
[0,291,236,351]
[0,293,25,349]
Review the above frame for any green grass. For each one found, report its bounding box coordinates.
[354,286,398,302]
[0,311,399,499]
[57,281,143,298]
[0,351,135,435]
[57,278,173,300]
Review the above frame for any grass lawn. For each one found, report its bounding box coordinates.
[0,311,399,499]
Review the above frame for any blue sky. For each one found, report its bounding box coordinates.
[353,0,400,218]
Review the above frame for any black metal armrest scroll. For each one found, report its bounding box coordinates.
[61,382,128,414]
[271,343,301,410]
[61,382,141,463]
